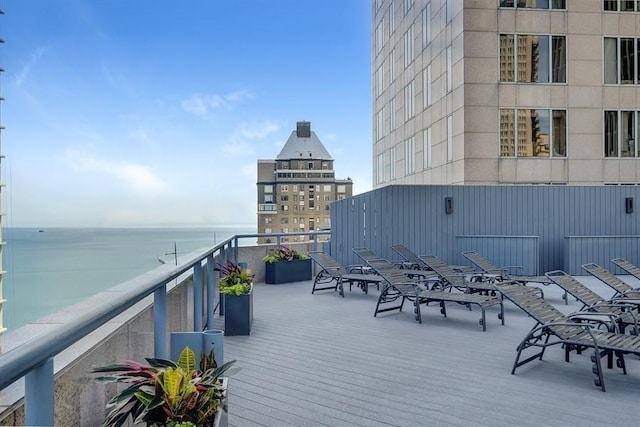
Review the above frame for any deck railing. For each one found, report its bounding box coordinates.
[0,231,329,426]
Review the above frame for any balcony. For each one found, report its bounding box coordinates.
[0,231,639,426]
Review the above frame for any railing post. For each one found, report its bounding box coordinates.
[218,250,226,316]
[193,262,203,331]
[25,357,54,426]
[233,237,239,263]
[206,254,215,328]
[153,283,168,359]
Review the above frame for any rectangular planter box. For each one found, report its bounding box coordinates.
[265,258,312,284]
[224,289,253,336]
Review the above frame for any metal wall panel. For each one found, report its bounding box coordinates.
[330,185,640,275]
[455,235,540,275]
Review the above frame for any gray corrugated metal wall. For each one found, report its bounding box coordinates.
[329,185,640,275]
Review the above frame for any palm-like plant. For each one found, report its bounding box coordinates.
[93,347,235,427]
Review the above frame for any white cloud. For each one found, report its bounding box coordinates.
[127,127,155,147]
[61,149,170,196]
[238,120,281,139]
[180,90,253,117]
[15,46,48,88]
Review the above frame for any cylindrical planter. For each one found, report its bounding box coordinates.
[170,329,224,366]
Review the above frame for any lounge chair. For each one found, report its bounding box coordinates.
[307,251,384,297]
[392,244,475,273]
[353,248,504,331]
[418,254,503,295]
[544,270,639,334]
[612,258,640,282]
[495,283,640,391]
[460,250,553,289]
[582,262,640,299]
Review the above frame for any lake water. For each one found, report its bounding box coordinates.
[1,226,256,331]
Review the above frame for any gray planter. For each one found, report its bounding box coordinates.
[265,258,312,284]
[170,329,225,367]
[224,287,253,335]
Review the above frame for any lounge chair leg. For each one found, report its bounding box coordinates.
[439,301,447,318]
[414,298,422,323]
[590,351,606,392]
[479,307,487,332]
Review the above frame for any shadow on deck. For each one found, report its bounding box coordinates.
[219,276,640,427]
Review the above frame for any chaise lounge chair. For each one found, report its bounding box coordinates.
[495,283,640,391]
[611,258,640,282]
[460,250,553,291]
[353,248,504,331]
[544,270,639,334]
[391,244,474,273]
[418,254,504,295]
[307,251,384,297]
[582,262,640,299]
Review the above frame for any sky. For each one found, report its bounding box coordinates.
[1,0,372,227]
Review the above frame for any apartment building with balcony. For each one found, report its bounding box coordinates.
[373,0,640,186]
[257,121,353,243]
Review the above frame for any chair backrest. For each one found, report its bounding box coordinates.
[582,263,637,297]
[391,245,424,266]
[612,258,640,280]
[460,251,502,274]
[545,270,605,308]
[352,248,395,272]
[307,251,344,277]
[495,284,574,337]
[418,254,466,286]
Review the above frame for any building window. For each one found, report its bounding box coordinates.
[424,127,432,169]
[376,153,385,184]
[500,34,566,83]
[280,217,288,224]
[280,185,288,192]
[389,4,395,35]
[323,184,331,192]
[264,185,273,193]
[500,108,567,157]
[264,194,273,203]
[446,46,452,92]
[604,0,638,11]
[375,0,383,12]
[446,0,452,23]
[404,80,415,122]
[280,195,289,202]
[376,109,385,141]
[501,0,566,8]
[604,37,640,84]
[423,65,432,107]
[388,146,396,180]
[376,63,384,98]
[447,115,453,162]
[376,21,384,53]
[389,98,396,131]
[404,137,415,175]
[604,110,639,157]
[390,48,396,81]
[422,4,431,49]
[265,227,272,234]
[404,0,414,14]
[404,25,414,68]
[337,185,346,193]
[265,217,272,224]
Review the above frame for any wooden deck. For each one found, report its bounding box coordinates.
[218,275,640,427]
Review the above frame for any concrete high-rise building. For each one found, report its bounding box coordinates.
[257,121,353,243]
[372,0,640,186]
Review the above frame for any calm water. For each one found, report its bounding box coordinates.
[1,226,256,331]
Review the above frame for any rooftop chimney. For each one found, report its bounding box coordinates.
[296,121,311,138]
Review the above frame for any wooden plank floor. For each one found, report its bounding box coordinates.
[216,275,640,427]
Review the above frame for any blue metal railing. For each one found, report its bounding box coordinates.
[0,231,328,426]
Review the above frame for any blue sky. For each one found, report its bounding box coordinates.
[2,0,372,227]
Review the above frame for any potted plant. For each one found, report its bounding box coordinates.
[215,260,254,336]
[263,246,312,284]
[93,346,235,427]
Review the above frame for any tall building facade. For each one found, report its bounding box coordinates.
[373,0,640,186]
[257,121,353,243]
